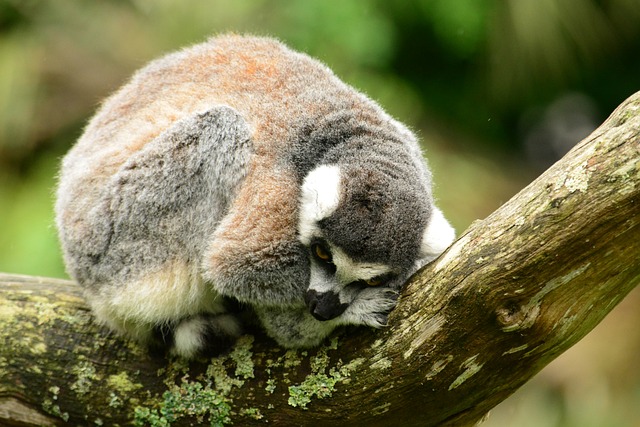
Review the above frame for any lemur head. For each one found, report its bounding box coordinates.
[298,163,455,324]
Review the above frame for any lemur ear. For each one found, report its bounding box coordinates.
[419,206,455,262]
[298,165,342,245]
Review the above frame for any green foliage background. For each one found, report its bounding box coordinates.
[0,1,638,426]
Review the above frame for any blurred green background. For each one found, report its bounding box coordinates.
[0,1,638,425]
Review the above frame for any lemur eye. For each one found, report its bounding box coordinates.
[313,243,331,262]
[365,277,384,287]
[362,273,397,287]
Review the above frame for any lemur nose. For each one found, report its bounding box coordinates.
[305,289,348,321]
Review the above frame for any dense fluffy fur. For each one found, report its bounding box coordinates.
[55,34,455,357]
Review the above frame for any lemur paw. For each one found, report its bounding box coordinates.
[342,288,399,328]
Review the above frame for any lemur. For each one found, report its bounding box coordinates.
[55,34,455,358]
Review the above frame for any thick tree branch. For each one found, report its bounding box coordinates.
[1,91,639,427]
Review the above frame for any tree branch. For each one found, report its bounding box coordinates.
[1,91,639,427]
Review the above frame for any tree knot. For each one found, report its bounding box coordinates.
[495,302,540,332]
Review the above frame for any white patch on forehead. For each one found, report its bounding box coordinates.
[298,165,342,245]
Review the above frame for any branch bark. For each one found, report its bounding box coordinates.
[1,91,639,427]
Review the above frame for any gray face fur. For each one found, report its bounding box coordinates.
[297,139,451,328]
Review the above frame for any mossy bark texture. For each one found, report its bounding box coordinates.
[1,91,639,427]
